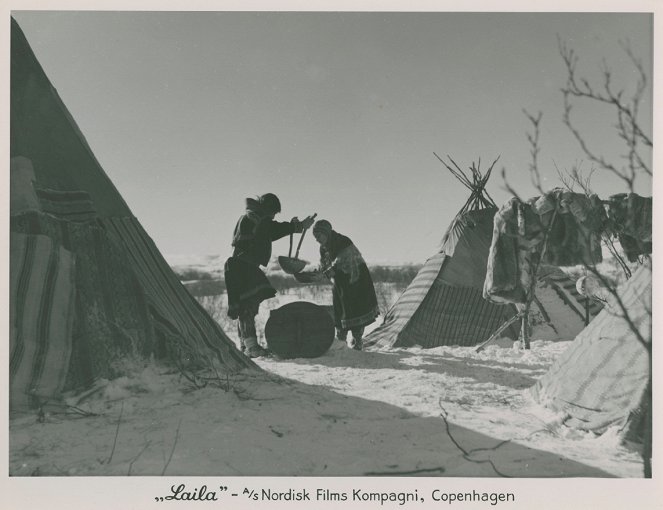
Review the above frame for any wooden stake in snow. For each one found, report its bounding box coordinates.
[475,313,523,353]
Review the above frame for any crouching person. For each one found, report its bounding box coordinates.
[312,219,379,350]
[225,193,315,358]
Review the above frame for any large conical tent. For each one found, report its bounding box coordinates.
[530,261,651,436]
[364,157,602,350]
[9,18,255,412]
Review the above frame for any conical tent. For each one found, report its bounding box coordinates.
[530,262,651,435]
[9,19,255,412]
[364,158,601,350]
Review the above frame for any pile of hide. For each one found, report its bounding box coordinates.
[483,190,651,305]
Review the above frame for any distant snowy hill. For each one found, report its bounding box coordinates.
[166,254,226,279]
[166,253,420,280]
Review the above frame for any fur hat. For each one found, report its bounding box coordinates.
[258,193,281,214]
[313,219,333,236]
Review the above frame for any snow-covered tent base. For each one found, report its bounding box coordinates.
[530,262,651,436]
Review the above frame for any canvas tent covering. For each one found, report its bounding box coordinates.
[364,159,602,350]
[530,262,651,435]
[9,19,254,412]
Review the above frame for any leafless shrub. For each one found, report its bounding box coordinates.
[513,38,652,477]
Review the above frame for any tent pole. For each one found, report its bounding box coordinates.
[475,312,523,353]
[520,303,531,350]
[520,203,559,350]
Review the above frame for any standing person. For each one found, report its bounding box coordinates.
[312,219,379,350]
[225,193,315,358]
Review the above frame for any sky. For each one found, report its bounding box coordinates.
[9,9,654,265]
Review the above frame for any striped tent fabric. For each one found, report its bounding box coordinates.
[530,263,651,433]
[364,208,521,350]
[34,186,97,222]
[11,210,162,391]
[364,253,447,349]
[10,233,76,410]
[399,282,514,348]
[100,217,250,371]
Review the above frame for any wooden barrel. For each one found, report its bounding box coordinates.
[265,301,335,359]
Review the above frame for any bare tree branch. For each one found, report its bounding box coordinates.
[106,401,124,465]
[558,36,652,191]
[161,419,182,476]
[523,109,544,193]
[128,440,152,476]
[363,466,447,476]
[438,399,512,477]
[500,167,523,202]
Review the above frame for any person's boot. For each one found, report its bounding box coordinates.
[346,336,362,350]
[244,336,270,358]
[246,345,270,358]
[350,327,364,351]
[349,337,362,351]
[237,324,246,353]
[336,328,348,342]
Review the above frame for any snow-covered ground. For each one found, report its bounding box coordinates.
[8,340,641,478]
[10,276,658,510]
[9,285,644,480]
